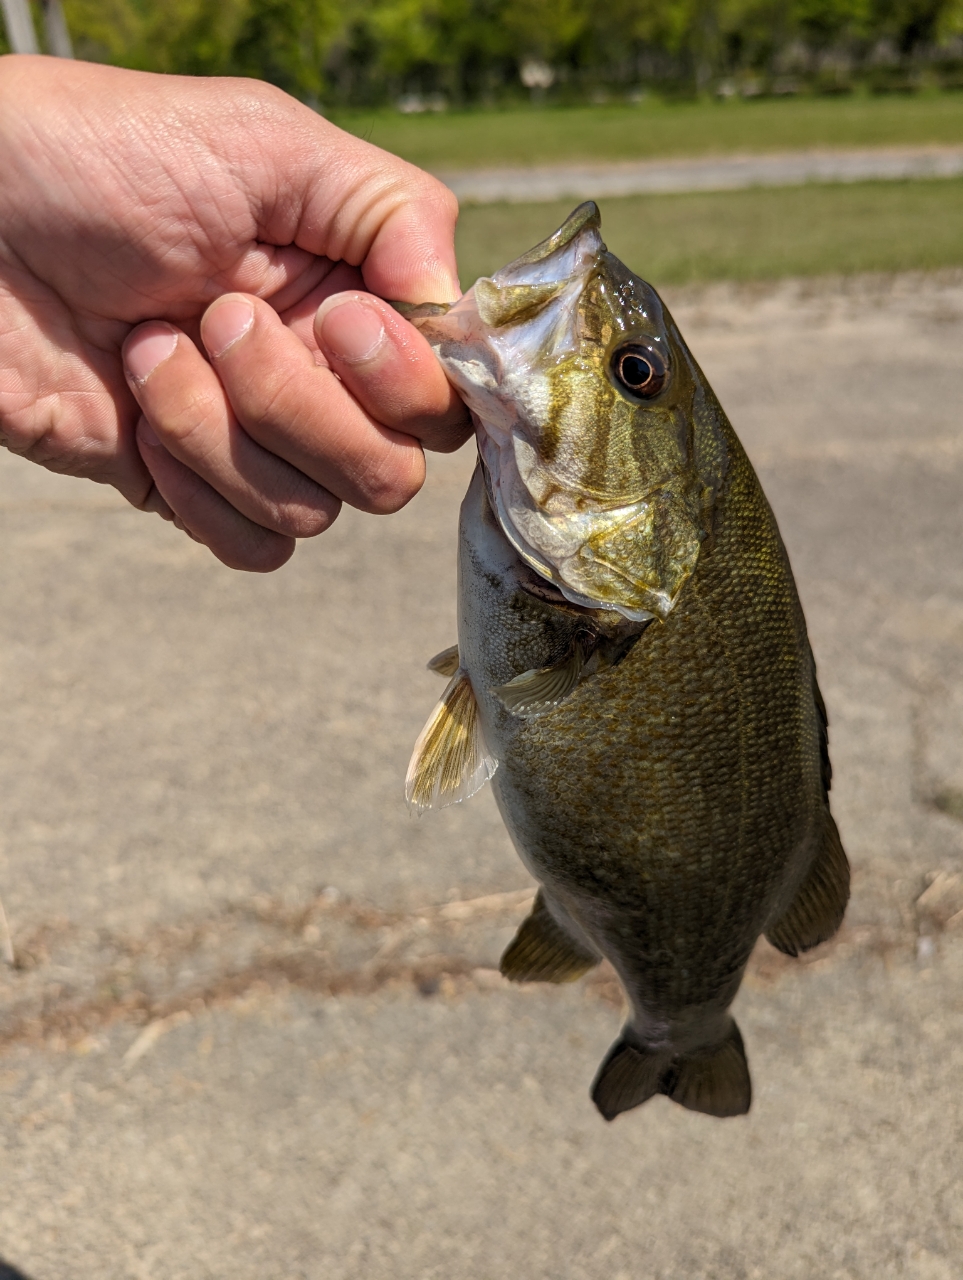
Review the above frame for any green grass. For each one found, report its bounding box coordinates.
[333,95,963,171]
[454,178,963,289]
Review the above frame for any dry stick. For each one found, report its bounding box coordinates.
[0,889,13,967]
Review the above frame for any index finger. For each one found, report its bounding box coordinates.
[315,292,471,454]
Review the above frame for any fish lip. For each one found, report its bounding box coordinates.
[508,201,602,268]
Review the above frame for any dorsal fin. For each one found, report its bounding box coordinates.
[405,671,496,812]
[426,644,460,677]
[500,890,599,983]
[493,642,585,718]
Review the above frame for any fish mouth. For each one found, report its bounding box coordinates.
[504,201,601,267]
[413,202,701,622]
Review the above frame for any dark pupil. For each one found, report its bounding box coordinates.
[620,354,652,388]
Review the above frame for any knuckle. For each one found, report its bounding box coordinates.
[356,446,425,515]
[151,389,223,458]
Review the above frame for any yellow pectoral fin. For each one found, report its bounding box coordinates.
[426,644,460,677]
[405,671,497,812]
[493,642,585,718]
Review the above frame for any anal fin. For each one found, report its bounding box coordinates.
[493,642,585,718]
[499,890,599,983]
[765,813,850,957]
[405,671,496,812]
[592,1019,751,1122]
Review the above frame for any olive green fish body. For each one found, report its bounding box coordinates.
[459,429,827,1061]
[405,203,848,1120]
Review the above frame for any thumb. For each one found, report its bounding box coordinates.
[287,124,462,305]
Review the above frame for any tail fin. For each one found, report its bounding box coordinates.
[660,1020,751,1117]
[591,1039,667,1121]
[591,1019,751,1121]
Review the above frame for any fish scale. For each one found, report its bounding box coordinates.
[403,202,849,1120]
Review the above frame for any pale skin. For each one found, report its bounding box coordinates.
[0,55,471,571]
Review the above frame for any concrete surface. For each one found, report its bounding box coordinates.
[1,271,963,1279]
[435,146,963,203]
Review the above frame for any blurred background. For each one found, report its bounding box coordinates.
[3,0,963,285]
[2,5,963,1280]
[7,0,963,107]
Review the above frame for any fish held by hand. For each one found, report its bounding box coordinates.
[401,202,849,1122]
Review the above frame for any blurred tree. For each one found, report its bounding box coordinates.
[5,0,960,103]
[868,0,956,51]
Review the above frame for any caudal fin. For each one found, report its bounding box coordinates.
[591,1019,751,1121]
[660,1020,751,1117]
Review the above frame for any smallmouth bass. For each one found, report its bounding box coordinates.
[401,203,849,1121]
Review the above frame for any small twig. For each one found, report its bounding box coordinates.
[0,890,14,966]
[121,1011,191,1069]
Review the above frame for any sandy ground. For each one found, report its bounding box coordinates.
[1,272,962,1280]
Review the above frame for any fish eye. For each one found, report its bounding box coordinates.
[611,343,668,400]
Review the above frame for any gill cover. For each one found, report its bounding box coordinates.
[412,202,718,622]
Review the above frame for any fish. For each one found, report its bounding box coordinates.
[399,202,849,1121]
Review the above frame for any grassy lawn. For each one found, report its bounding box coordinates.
[454,178,963,288]
[334,95,963,171]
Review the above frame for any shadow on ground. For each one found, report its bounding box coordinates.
[0,1261,36,1280]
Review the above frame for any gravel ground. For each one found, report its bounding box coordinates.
[1,272,962,1280]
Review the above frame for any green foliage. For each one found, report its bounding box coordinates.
[5,0,963,103]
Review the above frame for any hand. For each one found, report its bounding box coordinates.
[0,55,470,570]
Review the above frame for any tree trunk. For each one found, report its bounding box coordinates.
[43,0,73,58]
[0,0,39,54]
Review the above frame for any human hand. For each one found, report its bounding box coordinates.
[0,55,470,570]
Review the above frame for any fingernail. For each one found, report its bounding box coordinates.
[204,296,255,359]
[137,419,162,449]
[317,296,387,365]
[124,326,178,383]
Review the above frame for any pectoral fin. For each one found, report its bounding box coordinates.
[499,890,599,983]
[493,643,585,718]
[765,813,850,957]
[405,671,496,812]
[427,644,460,677]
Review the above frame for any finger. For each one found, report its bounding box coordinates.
[136,418,296,572]
[122,320,341,538]
[265,120,462,304]
[315,293,471,454]
[200,293,426,515]
[139,482,175,522]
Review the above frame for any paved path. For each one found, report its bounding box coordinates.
[437,144,963,202]
[1,273,963,1279]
